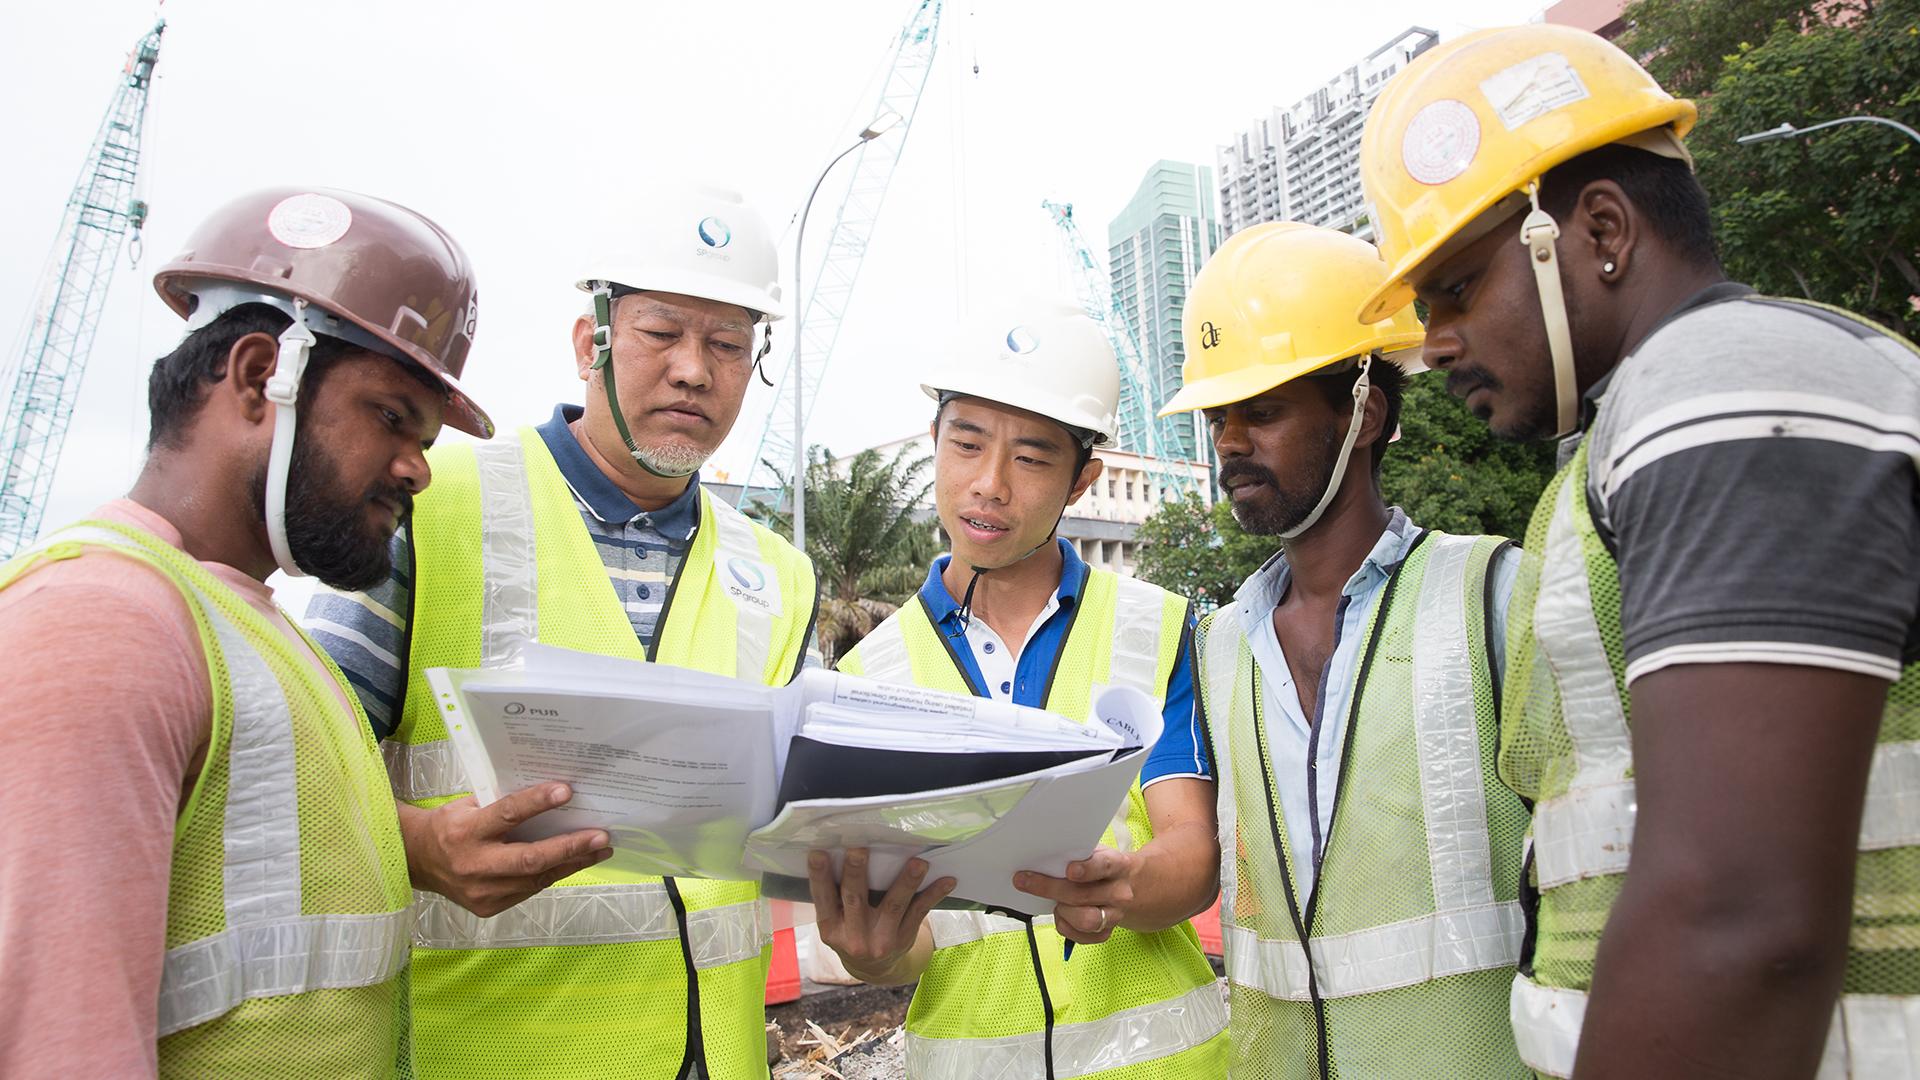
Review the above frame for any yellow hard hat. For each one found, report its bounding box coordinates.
[1356,24,1696,324]
[1158,221,1424,418]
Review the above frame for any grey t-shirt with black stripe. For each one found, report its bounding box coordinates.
[1582,283,1920,685]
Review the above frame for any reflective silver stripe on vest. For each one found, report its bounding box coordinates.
[1198,610,1245,941]
[1512,972,1920,1079]
[26,527,413,1036]
[382,737,470,802]
[926,909,1039,949]
[157,911,412,1036]
[905,980,1227,1080]
[1108,575,1168,696]
[850,613,914,682]
[1527,474,1636,888]
[412,884,770,965]
[1412,535,1501,912]
[1224,903,1523,1001]
[1537,740,1920,888]
[705,493,778,680]
[473,439,538,667]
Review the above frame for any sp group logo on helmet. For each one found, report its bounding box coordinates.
[694,215,734,264]
[723,555,783,616]
[1005,326,1041,355]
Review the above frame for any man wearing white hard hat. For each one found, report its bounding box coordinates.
[811,302,1229,1078]
[309,185,819,1079]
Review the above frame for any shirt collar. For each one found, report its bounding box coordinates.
[536,404,702,540]
[1579,281,1755,429]
[918,537,1089,631]
[1233,508,1420,622]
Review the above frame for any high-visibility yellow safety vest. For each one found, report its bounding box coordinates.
[1,520,414,1079]
[391,428,817,1079]
[1504,433,1920,1079]
[1195,531,1531,1079]
[838,569,1229,1079]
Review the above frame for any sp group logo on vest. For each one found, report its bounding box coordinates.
[724,556,783,617]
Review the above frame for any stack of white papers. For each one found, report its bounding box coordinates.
[426,644,1162,915]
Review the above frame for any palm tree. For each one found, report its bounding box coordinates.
[769,444,942,666]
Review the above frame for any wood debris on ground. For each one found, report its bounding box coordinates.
[768,1014,879,1068]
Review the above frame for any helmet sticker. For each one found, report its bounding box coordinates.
[1480,52,1591,131]
[1402,99,1481,186]
[266,193,353,249]
[1005,326,1040,354]
[697,216,732,248]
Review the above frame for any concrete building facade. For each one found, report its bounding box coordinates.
[1540,0,1629,39]
[1216,27,1439,241]
[1106,160,1220,464]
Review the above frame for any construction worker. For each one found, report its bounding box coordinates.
[811,302,1229,1078]
[1357,24,1920,1078]
[0,187,532,1076]
[307,183,819,1079]
[1167,221,1532,1078]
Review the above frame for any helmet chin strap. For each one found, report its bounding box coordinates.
[588,281,700,479]
[263,300,317,579]
[947,466,1086,638]
[1280,353,1373,541]
[1520,181,1582,438]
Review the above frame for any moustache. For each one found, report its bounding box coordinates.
[1445,367,1500,399]
[370,482,414,521]
[1218,460,1277,493]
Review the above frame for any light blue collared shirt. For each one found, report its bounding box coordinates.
[1233,509,1520,898]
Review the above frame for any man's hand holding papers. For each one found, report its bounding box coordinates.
[806,849,955,986]
[424,646,1165,916]
[398,783,615,917]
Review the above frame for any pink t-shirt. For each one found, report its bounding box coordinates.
[0,499,354,1078]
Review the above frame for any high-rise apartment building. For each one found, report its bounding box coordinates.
[1106,159,1220,462]
[1216,27,1439,241]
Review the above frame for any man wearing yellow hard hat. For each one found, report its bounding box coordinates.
[1358,24,1920,1078]
[1163,221,1531,1078]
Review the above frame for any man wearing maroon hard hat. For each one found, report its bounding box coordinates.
[0,188,602,1078]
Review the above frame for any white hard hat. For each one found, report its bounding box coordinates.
[921,302,1121,447]
[575,183,786,321]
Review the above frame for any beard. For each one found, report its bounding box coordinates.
[251,423,411,591]
[630,438,709,478]
[1219,422,1342,537]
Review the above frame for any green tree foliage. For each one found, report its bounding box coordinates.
[769,444,941,665]
[1620,0,1920,336]
[1379,375,1557,541]
[1133,492,1283,610]
[1134,379,1555,604]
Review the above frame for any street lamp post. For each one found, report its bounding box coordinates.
[790,110,901,554]
[1737,115,1920,150]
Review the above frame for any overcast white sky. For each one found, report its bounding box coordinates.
[0,0,1546,592]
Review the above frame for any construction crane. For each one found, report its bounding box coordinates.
[1041,198,1196,499]
[0,19,164,556]
[733,0,941,517]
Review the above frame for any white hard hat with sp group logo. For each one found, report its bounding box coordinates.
[575,183,785,321]
[921,302,1120,446]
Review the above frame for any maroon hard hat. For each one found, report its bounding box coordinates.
[153,187,494,437]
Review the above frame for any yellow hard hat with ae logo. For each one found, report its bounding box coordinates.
[1158,222,1424,418]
